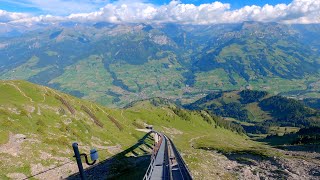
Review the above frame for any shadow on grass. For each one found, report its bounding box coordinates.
[67,132,153,180]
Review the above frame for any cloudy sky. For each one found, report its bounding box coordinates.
[0,0,319,25]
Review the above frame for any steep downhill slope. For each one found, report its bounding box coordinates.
[0,80,150,179]
[0,80,271,179]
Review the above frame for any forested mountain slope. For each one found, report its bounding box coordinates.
[1,22,319,106]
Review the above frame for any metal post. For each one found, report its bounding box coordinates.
[72,142,86,180]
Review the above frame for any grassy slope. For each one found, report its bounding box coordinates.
[0,80,146,179]
[49,55,115,105]
[0,80,272,179]
[123,101,274,179]
[1,56,52,80]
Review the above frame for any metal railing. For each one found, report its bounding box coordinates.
[143,131,193,180]
[167,137,193,180]
[143,131,164,180]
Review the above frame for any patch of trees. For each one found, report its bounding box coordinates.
[259,96,315,127]
[49,30,63,39]
[212,102,249,122]
[150,98,174,107]
[184,91,251,122]
[242,125,270,134]
[266,127,320,145]
[184,92,223,110]
[239,90,268,104]
[103,90,122,104]
[293,135,320,145]
[182,71,196,87]
[124,97,176,108]
[205,111,245,134]
[171,107,191,121]
[303,98,320,110]
[297,126,320,136]
[112,97,121,103]
[68,90,85,98]
[199,111,212,124]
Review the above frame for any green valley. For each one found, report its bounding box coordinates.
[1,22,319,107]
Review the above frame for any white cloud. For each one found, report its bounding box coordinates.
[1,0,320,25]
[0,10,30,22]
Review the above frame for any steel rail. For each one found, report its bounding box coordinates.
[144,130,193,180]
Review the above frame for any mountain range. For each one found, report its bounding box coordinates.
[1,22,320,107]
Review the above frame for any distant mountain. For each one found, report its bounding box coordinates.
[194,22,319,80]
[0,22,319,106]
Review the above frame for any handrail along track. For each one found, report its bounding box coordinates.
[144,130,193,180]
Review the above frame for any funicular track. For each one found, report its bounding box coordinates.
[143,131,193,180]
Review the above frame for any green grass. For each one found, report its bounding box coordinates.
[0,56,52,80]
[0,130,9,145]
[0,80,284,179]
[0,80,151,178]
[268,126,300,135]
[192,128,268,155]
[195,68,242,90]
[123,100,277,178]
[2,54,319,108]
[45,51,58,56]
[49,55,115,105]
[245,102,271,122]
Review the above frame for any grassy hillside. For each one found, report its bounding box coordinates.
[0,80,272,179]
[0,80,149,179]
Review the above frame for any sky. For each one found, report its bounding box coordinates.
[0,0,319,25]
[1,0,294,15]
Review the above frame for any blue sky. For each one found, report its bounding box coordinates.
[1,0,294,15]
[1,0,319,25]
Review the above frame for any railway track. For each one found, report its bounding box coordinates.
[143,131,193,180]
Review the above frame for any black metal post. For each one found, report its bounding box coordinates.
[72,142,86,180]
